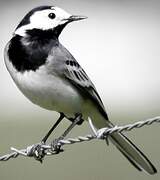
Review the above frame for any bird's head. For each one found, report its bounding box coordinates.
[14,6,87,38]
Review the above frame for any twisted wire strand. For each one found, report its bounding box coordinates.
[0,116,159,162]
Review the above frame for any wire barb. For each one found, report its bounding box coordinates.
[0,116,159,162]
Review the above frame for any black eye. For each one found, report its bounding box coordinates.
[48,13,56,19]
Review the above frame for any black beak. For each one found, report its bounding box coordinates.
[65,15,88,23]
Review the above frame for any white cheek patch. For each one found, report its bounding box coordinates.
[14,7,71,36]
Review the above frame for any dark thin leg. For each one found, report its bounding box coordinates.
[41,113,65,143]
[60,114,82,139]
[51,114,83,151]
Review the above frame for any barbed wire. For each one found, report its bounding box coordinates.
[0,116,159,162]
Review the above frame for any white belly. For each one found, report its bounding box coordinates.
[5,60,85,117]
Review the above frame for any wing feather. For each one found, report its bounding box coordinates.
[63,59,108,119]
[48,44,108,119]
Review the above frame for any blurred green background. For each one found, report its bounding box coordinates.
[0,0,160,179]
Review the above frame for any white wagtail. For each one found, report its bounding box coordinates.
[4,5,156,174]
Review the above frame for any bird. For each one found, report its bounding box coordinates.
[4,5,157,174]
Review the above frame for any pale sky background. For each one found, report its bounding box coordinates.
[0,1,160,180]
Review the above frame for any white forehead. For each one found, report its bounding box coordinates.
[14,6,71,36]
[30,7,71,22]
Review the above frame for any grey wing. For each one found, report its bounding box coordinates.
[63,58,108,120]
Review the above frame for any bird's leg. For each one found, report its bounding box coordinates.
[30,114,82,161]
[51,114,83,153]
[41,113,65,144]
[58,114,83,139]
[29,113,65,162]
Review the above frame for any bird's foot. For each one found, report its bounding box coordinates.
[27,142,46,163]
[50,138,64,154]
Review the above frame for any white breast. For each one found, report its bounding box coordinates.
[4,53,85,118]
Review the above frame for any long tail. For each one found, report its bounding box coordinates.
[90,114,157,174]
[108,131,157,174]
